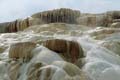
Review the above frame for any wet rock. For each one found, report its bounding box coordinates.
[113,19,120,23]
[0,61,9,79]
[26,61,89,80]
[89,28,120,40]
[26,62,46,80]
[31,46,64,65]
[0,46,6,53]
[9,42,36,62]
[75,58,86,68]
[43,39,84,63]
[111,22,120,28]
[26,63,45,80]
[77,13,113,27]
[102,41,120,56]
[8,62,21,80]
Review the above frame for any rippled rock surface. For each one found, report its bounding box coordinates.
[43,39,84,63]
[0,8,120,80]
[9,42,37,61]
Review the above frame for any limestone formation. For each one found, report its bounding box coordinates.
[0,22,10,33]
[9,42,36,61]
[8,62,21,80]
[102,41,120,56]
[77,15,97,27]
[26,62,46,80]
[43,39,84,63]
[89,28,120,40]
[76,13,113,27]
[0,18,30,33]
[110,22,120,28]
[26,61,89,80]
[0,46,6,53]
[32,8,81,24]
[113,19,120,23]
[0,9,120,33]
[107,11,120,19]
[99,14,113,27]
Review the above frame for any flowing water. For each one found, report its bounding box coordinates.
[0,23,120,80]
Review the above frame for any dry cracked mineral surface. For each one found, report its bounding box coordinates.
[0,8,120,80]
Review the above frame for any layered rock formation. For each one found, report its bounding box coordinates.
[102,41,120,56]
[0,8,80,33]
[8,62,21,80]
[0,18,29,33]
[9,42,36,61]
[0,8,120,80]
[43,39,84,63]
[26,61,89,80]
[0,8,120,33]
[31,8,80,24]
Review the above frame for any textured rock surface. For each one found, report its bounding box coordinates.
[8,62,21,80]
[107,11,120,19]
[0,18,29,33]
[89,28,120,40]
[77,15,97,27]
[102,41,120,56]
[43,39,84,63]
[26,61,89,80]
[0,9,120,33]
[31,8,80,24]
[9,42,36,61]
[111,22,120,28]
[0,8,120,80]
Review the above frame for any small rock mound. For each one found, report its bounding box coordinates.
[43,39,84,63]
[9,42,36,61]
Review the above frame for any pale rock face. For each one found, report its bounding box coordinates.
[77,15,97,27]
[9,42,37,61]
[89,28,120,40]
[26,61,89,80]
[110,22,120,28]
[76,13,113,27]
[0,61,9,79]
[102,41,120,56]
[7,45,87,80]
[29,17,44,26]
[0,46,6,53]
[8,61,22,80]
[26,62,46,80]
